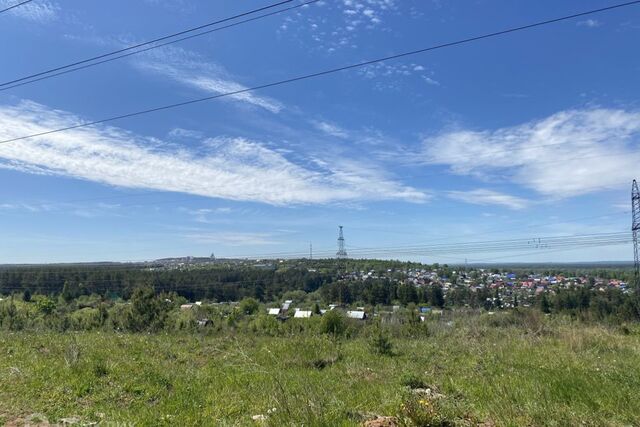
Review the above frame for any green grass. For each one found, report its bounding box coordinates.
[1,316,639,426]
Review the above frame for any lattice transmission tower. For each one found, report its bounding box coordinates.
[633,180,640,289]
[336,225,348,259]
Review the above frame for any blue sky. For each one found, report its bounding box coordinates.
[0,0,639,263]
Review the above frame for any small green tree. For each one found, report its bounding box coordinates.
[430,286,445,308]
[320,310,346,337]
[239,297,260,315]
[22,289,31,302]
[539,293,551,314]
[370,326,393,356]
[36,296,56,315]
[127,285,166,331]
[62,281,79,302]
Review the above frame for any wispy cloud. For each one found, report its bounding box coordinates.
[278,0,397,53]
[142,0,195,14]
[577,19,601,28]
[0,0,59,22]
[312,120,349,138]
[0,200,122,218]
[168,127,204,140]
[422,108,640,198]
[0,101,428,206]
[447,189,529,210]
[180,207,234,223]
[184,231,280,246]
[358,61,440,90]
[132,46,283,113]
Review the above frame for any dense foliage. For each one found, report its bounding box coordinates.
[1,259,639,331]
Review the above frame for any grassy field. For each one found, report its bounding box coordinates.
[1,314,639,426]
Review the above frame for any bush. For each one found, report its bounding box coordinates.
[69,308,103,330]
[320,310,346,337]
[239,297,260,315]
[370,328,394,356]
[252,314,280,336]
[126,285,168,332]
[35,296,56,315]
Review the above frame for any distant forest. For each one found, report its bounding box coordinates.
[0,260,638,320]
[0,264,331,302]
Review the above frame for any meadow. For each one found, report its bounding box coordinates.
[1,311,639,426]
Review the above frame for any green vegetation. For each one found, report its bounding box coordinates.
[1,311,640,426]
[1,260,639,425]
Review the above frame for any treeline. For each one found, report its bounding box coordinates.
[0,265,333,302]
[319,279,445,307]
[538,287,640,321]
[1,263,639,323]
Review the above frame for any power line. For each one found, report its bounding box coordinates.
[348,211,629,247]
[2,0,639,145]
[468,244,630,263]
[221,232,632,259]
[0,0,33,14]
[217,210,631,259]
[0,233,631,275]
[0,0,300,88]
[0,0,321,92]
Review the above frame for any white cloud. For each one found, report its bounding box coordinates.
[132,46,283,113]
[358,62,439,90]
[180,207,234,223]
[312,121,349,138]
[577,19,601,28]
[447,189,529,210]
[168,128,204,140]
[0,200,122,218]
[422,76,440,86]
[1,0,59,22]
[0,101,428,206]
[423,108,640,198]
[279,0,396,53]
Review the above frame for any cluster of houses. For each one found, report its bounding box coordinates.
[267,300,367,320]
[265,299,445,322]
[336,267,631,309]
[172,266,630,322]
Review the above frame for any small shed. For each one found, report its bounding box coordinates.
[268,308,281,316]
[347,310,367,320]
[180,304,194,310]
[294,310,312,318]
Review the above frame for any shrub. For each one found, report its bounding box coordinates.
[126,285,168,331]
[398,395,454,427]
[239,297,260,315]
[252,314,280,336]
[35,296,56,315]
[320,310,346,337]
[69,308,103,330]
[370,328,394,356]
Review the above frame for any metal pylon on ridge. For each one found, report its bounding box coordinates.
[632,180,640,289]
[336,225,348,259]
